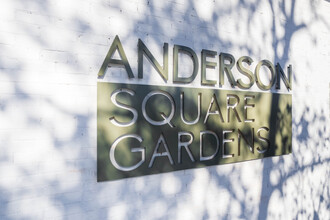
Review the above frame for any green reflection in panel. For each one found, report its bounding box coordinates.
[97,82,292,182]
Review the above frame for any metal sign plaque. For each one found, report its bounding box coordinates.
[97,82,292,182]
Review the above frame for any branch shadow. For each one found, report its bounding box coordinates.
[0,0,329,219]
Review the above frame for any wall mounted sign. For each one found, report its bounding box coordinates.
[97,36,292,182]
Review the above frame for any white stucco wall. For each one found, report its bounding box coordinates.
[0,0,329,219]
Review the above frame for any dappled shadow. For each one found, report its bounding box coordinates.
[0,0,329,219]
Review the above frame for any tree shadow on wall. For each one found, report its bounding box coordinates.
[0,0,329,219]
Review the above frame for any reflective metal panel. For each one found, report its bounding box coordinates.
[97,82,292,182]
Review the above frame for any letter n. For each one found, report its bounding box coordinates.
[138,39,168,81]
[276,63,292,90]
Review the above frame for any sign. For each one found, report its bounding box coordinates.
[97,83,292,181]
[97,36,292,182]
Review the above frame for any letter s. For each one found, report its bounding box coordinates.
[110,88,138,127]
[257,127,270,154]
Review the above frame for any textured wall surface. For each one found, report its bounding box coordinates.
[0,0,329,219]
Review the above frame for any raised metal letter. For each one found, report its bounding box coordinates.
[276,63,292,90]
[173,45,199,84]
[180,92,201,125]
[255,60,275,90]
[138,39,168,81]
[178,132,195,164]
[201,49,217,85]
[204,94,224,124]
[244,95,255,123]
[219,53,236,87]
[109,134,145,171]
[257,127,270,153]
[98,35,134,78]
[222,129,235,158]
[236,56,255,89]
[200,130,219,161]
[142,90,175,127]
[149,133,174,168]
[227,94,242,123]
[110,88,138,127]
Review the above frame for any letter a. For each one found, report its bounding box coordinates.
[98,35,134,78]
